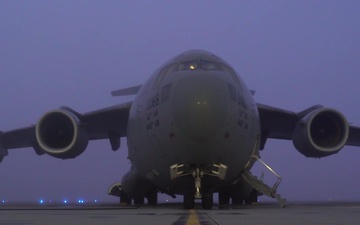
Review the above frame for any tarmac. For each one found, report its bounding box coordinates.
[0,201,360,225]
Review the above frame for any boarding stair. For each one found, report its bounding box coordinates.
[242,155,287,208]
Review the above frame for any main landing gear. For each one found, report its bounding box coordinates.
[107,182,158,206]
[218,187,258,208]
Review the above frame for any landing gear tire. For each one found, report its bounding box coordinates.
[120,190,131,205]
[231,196,244,206]
[218,190,231,209]
[133,196,144,206]
[183,189,195,209]
[218,188,230,209]
[245,189,258,205]
[146,191,158,205]
[202,192,213,210]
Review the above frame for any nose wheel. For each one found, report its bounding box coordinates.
[182,168,214,209]
[202,191,213,209]
[183,188,195,209]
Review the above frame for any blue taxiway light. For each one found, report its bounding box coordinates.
[0,199,100,204]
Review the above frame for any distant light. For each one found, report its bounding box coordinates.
[78,199,84,204]
[39,199,44,204]
[94,200,97,203]
[63,200,68,204]
[2,200,5,203]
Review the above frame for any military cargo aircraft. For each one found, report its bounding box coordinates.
[1,50,359,209]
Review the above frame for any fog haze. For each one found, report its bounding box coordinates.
[1,1,360,203]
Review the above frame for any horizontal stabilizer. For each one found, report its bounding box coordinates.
[111,85,142,96]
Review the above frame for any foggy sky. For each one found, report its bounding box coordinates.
[1,1,360,203]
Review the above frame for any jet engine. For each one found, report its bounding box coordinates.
[35,109,89,159]
[292,108,349,158]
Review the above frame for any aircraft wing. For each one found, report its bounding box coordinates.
[111,85,142,96]
[257,103,360,153]
[347,126,360,146]
[0,126,37,151]
[80,101,132,140]
[0,101,132,162]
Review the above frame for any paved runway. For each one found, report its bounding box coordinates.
[1,202,359,225]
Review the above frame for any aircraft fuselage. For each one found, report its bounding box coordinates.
[123,50,261,204]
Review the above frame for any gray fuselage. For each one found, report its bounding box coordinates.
[125,50,260,196]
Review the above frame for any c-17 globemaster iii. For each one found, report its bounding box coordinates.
[1,50,360,209]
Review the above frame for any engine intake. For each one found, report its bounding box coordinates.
[292,108,349,157]
[36,109,89,159]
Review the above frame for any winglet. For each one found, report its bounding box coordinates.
[111,85,142,97]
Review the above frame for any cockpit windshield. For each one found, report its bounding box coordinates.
[176,59,241,85]
[177,59,223,71]
[178,60,199,71]
[201,60,222,71]
[155,52,241,86]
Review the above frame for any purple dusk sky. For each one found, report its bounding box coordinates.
[1,1,360,203]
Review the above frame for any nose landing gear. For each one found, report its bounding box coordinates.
[170,163,227,209]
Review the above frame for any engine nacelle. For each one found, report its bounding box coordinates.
[292,108,349,157]
[35,109,89,159]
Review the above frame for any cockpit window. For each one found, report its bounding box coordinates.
[201,60,222,71]
[219,63,241,86]
[177,59,223,71]
[154,63,178,85]
[178,60,199,71]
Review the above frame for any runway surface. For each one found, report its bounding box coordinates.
[1,202,360,225]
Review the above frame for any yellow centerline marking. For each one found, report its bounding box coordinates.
[186,209,201,225]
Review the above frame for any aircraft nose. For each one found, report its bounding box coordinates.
[172,73,228,141]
